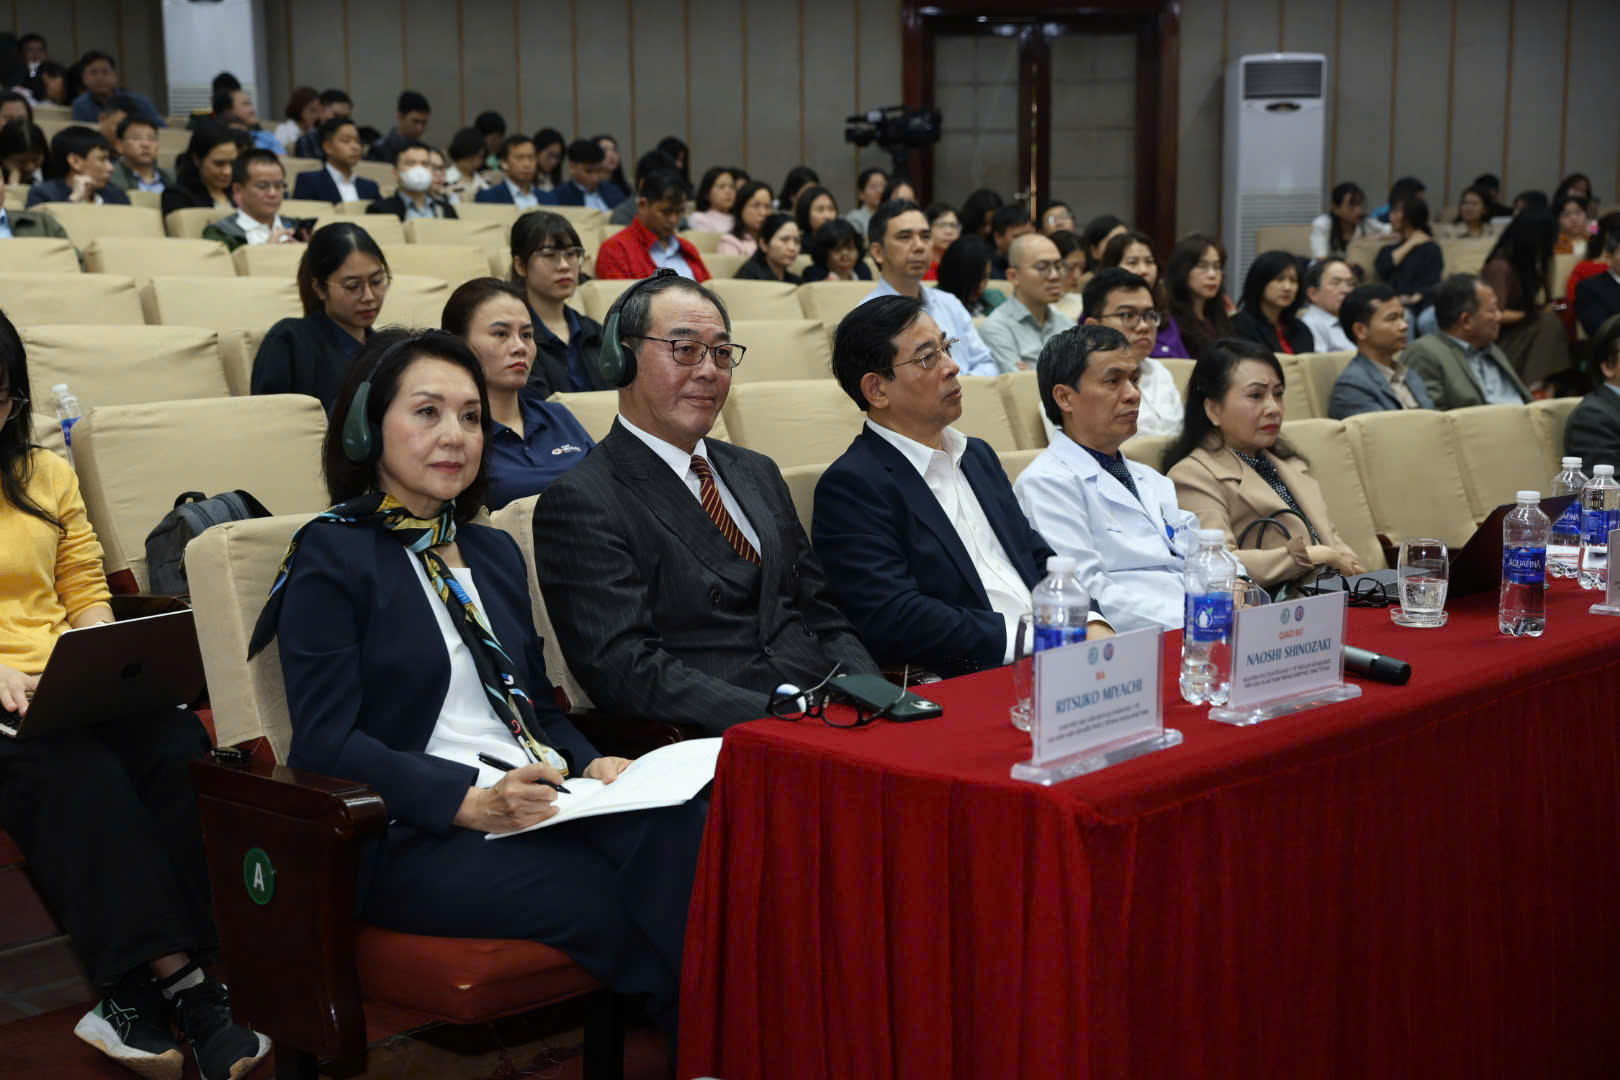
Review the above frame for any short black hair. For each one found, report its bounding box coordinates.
[509,211,583,281]
[1432,273,1485,331]
[638,167,690,204]
[211,71,242,95]
[868,198,923,247]
[832,293,928,410]
[448,127,485,162]
[397,90,430,115]
[1397,194,1431,232]
[317,115,356,145]
[1513,190,1549,214]
[318,88,351,107]
[48,125,109,178]
[209,88,240,116]
[0,91,31,122]
[1239,250,1305,321]
[1473,173,1501,191]
[1302,256,1350,291]
[101,93,137,118]
[1082,268,1153,325]
[499,133,534,160]
[441,277,528,339]
[473,110,505,135]
[991,203,1031,235]
[78,49,115,70]
[1592,313,1620,387]
[1037,323,1132,426]
[634,149,676,183]
[566,138,604,165]
[809,218,863,269]
[18,34,45,50]
[604,274,730,355]
[114,113,156,140]
[231,147,283,187]
[1330,182,1364,207]
[1387,176,1425,205]
[1339,283,1399,342]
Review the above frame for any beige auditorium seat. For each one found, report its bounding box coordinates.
[379,244,492,290]
[777,463,823,539]
[1277,354,1317,420]
[377,274,451,328]
[155,128,191,161]
[86,237,235,287]
[1278,418,1387,571]
[405,218,508,250]
[955,375,1017,452]
[547,206,606,231]
[1527,396,1580,477]
[124,190,161,211]
[722,380,863,468]
[998,449,1041,483]
[41,203,165,244]
[0,272,144,325]
[996,370,1047,451]
[679,230,721,254]
[1294,350,1354,419]
[350,161,398,196]
[141,276,301,335]
[281,198,342,220]
[332,201,372,217]
[489,248,515,279]
[706,279,803,321]
[1255,224,1313,258]
[220,330,262,397]
[489,495,593,711]
[1157,357,1196,398]
[166,206,231,239]
[452,202,521,227]
[22,325,233,457]
[790,254,812,276]
[319,214,405,247]
[4,185,26,212]
[1551,252,1579,299]
[232,243,306,277]
[0,237,79,274]
[797,280,874,330]
[73,395,330,589]
[1344,409,1477,550]
[1120,435,1172,472]
[1446,404,1551,522]
[1439,237,1494,277]
[577,279,637,322]
[728,320,832,383]
[702,253,750,279]
[1347,236,1385,280]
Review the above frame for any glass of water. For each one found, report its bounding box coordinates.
[1010,613,1035,731]
[1394,537,1449,627]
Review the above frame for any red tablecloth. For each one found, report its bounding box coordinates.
[679,582,1620,1079]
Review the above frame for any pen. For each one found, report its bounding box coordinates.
[477,752,572,794]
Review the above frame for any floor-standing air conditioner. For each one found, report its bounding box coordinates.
[1222,53,1327,294]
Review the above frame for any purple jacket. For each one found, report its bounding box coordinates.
[1153,314,1190,359]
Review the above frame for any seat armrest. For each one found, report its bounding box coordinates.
[189,759,387,1062]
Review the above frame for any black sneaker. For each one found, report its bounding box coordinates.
[172,976,271,1080]
[73,972,185,1080]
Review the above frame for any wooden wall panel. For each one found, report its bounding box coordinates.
[854,0,902,184]
[1564,0,1620,204]
[802,0,859,206]
[400,0,460,150]
[458,0,512,139]
[288,2,346,113]
[743,0,804,195]
[630,0,687,165]
[1504,0,1566,199]
[1329,0,1394,211]
[572,0,631,155]
[686,0,745,180]
[1225,0,1281,61]
[261,0,293,128]
[1392,0,1450,208]
[349,0,406,139]
[1279,0,1333,55]
[1175,0,1225,239]
[1446,0,1510,207]
[516,0,575,138]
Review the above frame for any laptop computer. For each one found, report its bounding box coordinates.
[1,609,205,739]
[1449,493,1579,597]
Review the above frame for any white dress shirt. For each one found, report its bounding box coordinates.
[648,233,696,278]
[233,209,291,246]
[1014,431,1200,631]
[506,179,540,209]
[863,276,998,376]
[1300,303,1355,352]
[324,162,360,204]
[583,188,610,212]
[617,413,760,552]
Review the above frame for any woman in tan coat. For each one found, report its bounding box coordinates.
[1165,338,1365,590]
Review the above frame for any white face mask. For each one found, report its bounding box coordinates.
[399,164,433,193]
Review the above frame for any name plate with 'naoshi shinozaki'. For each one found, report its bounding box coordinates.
[1211,590,1361,726]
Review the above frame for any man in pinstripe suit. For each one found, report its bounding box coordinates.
[532,275,878,734]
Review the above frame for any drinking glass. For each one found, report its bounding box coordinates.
[1010,613,1035,731]
[1394,538,1449,627]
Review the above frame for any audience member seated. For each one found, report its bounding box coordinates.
[0,120,47,187]
[979,232,1075,373]
[866,201,996,375]
[444,126,495,203]
[923,201,960,280]
[290,89,352,158]
[273,86,321,154]
[608,150,682,227]
[989,203,1034,279]
[253,223,390,411]
[1565,315,1620,473]
[366,90,431,163]
[1051,229,1086,319]
[1232,249,1313,355]
[533,272,878,729]
[814,295,1111,677]
[18,32,46,77]
[595,169,710,281]
[93,94,134,149]
[1327,283,1433,418]
[106,113,171,194]
[1098,230,1189,359]
[291,117,379,204]
[1404,273,1529,409]
[959,188,1003,240]
[210,87,281,152]
[654,136,689,183]
[881,177,916,208]
[1574,213,1620,338]
[258,327,704,1046]
[1015,323,1200,631]
[1080,214,1127,271]
[843,167,887,237]
[794,185,839,240]
[1483,209,1570,387]
[24,61,69,109]
[367,141,457,220]
[1453,185,1495,239]
[439,279,594,509]
[202,148,306,251]
[160,125,241,216]
[1165,233,1235,360]
[0,315,269,1080]
[531,128,565,193]
[70,50,163,127]
[474,134,545,208]
[548,138,624,210]
[687,166,737,233]
[801,218,871,283]
[1555,194,1591,256]
[1373,175,1425,225]
[1040,200,1075,236]
[1553,173,1595,212]
[777,165,820,213]
[1299,256,1357,352]
[1473,173,1513,219]
[510,211,607,396]
[935,234,1003,320]
[1310,181,1387,258]
[1375,195,1443,331]
[596,133,629,195]
[1167,338,1365,591]
[26,125,130,205]
[734,213,802,283]
[474,111,506,168]
[719,179,773,257]
[1079,268,1183,438]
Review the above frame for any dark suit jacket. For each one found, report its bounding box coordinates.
[474,180,542,205]
[528,306,608,397]
[734,254,801,284]
[1574,273,1620,339]
[812,425,1055,677]
[1327,353,1437,419]
[1375,238,1444,308]
[547,179,627,208]
[366,193,458,221]
[532,421,877,733]
[291,167,381,205]
[1232,307,1315,356]
[24,181,129,207]
[252,313,366,413]
[1565,386,1620,474]
[1401,332,1530,409]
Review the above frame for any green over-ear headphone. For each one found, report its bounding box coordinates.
[341,335,421,464]
[595,268,681,388]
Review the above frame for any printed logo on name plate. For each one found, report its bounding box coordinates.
[1281,607,1292,625]
[243,848,276,906]
[1087,647,1099,665]
[1294,604,1306,622]
[1103,642,1115,661]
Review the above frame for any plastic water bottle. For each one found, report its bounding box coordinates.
[1031,556,1089,652]
[1578,465,1620,592]
[1499,490,1550,637]
[1180,529,1237,705]
[52,383,81,466]
[1548,457,1589,578]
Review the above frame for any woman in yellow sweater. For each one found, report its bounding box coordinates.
[0,315,269,1080]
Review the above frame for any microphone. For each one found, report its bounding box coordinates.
[1343,645,1411,685]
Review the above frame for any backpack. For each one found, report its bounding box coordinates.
[145,490,272,595]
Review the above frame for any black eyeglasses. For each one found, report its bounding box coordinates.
[0,393,25,424]
[626,335,747,370]
[767,664,913,728]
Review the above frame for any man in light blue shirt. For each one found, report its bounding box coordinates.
[860,199,997,376]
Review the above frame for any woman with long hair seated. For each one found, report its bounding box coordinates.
[734,213,803,283]
[1165,338,1365,591]
[1231,249,1314,355]
[718,179,774,257]
[1165,233,1236,361]
[1482,208,1570,388]
[508,210,607,395]
[935,235,1002,317]
[159,124,245,216]
[254,329,706,1043]
[687,166,737,234]
[1099,229,1190,358]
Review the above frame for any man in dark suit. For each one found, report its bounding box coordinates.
[365,90,430,164]
[1328,283,1436,419]
[290,117,380,205]
[547,138,626,211]
[473,134,544,208]
[24,125,130,206]
[1566,314,1620,474]
[1403,273,1530,409]
[812,295,1111,678]
[1574,234,1620,339]
[532,273,877,733]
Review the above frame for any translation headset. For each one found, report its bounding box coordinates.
[341,332,434,464]
[595,268,681,388]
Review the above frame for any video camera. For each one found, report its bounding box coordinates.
[843,105,942,181]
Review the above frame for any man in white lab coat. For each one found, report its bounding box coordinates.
[1014,323,1200,631]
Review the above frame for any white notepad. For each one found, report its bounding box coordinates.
[485,737,722,839]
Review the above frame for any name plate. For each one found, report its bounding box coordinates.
[1032,625,1162,765]
[1227,591,1349,709]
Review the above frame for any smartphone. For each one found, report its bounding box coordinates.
[829,674,943,722]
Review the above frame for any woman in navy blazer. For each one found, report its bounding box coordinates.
[267,329,706,1041]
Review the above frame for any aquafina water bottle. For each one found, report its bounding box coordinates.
[1031,556,1089,652]
[1578,464,1620,592]
[1548,457,1588,578]
[1179,529,1236,705]
[1499,491,1549,637]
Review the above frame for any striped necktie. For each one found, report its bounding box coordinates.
[690,454,761,565]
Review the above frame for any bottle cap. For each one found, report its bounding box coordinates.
[51,382,68,393]
[1562,457,1583,467]
[1516,490,1540,501]
[1045,556,1077,574]
[1197,528,1224,544]
[1597,465,1616,477]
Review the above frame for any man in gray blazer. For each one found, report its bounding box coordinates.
[1402,274,1530,410]
[532,272,878,734]
[1328,283,1436,419]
